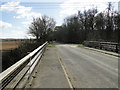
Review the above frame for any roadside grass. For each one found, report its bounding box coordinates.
[78,44,85,47]
[48,42,55,47]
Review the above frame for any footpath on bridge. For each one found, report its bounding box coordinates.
[26,47,70,88]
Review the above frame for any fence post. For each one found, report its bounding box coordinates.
[28,57,31,80]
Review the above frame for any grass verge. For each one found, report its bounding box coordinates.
[78,44,85,47]
[48,43,55,47]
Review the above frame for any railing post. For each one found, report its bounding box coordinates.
[28,56,32,80]
[116,44,118,53]
[100,43,102,50]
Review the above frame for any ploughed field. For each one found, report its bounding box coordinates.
[0,41,23,51]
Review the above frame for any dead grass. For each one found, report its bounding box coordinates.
[0,41,24,50]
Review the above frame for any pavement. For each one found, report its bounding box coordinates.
[27,44,118,88]
[29,47,70,88]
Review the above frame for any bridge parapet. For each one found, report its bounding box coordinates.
[0,42,48,89]
[83,41,119,53]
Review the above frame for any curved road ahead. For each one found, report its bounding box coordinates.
[56,44,118,88]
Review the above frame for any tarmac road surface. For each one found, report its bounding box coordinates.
[56,44,118,88]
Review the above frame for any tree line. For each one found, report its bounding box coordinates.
[28,3,119,44]
[54,3,120,43]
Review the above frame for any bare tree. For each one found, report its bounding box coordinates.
[28,15,56,42]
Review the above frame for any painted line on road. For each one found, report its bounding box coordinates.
[55,48,74,90]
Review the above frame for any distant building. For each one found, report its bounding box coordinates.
[118,1,120,13]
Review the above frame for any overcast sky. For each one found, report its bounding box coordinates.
[0,0,120,39]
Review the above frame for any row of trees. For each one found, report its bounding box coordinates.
[54,3,120,43]
[28,3,120,44]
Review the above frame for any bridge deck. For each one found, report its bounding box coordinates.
[27,47,70,88]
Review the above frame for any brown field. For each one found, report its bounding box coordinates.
[0,41,23,51]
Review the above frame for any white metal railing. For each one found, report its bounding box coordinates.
[0,42,48,89]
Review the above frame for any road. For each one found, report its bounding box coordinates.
[56,44,118,88]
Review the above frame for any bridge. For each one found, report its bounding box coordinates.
[0,42,119,89]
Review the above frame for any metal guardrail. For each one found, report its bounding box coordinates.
[83,41,119,53]
[0,42,48,89]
